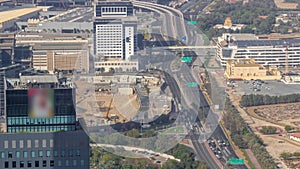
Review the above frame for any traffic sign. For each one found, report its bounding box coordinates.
[228,158,244,165]
[187,21,197,25]
[181,57,192,63]
[181,36,187,41]
[187,82,197,87]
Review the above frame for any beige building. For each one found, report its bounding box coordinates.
[213,17,246,31]
[225,59,281,80]
[16,33,89,73]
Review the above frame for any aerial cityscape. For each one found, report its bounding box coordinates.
[0,0,300,168]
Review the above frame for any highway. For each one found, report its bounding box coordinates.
[133,0,187,42]
[135,1,248,168]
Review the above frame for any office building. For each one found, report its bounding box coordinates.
[0,74,90,169]
[217,33,300,67]
[224,59,281,81]
[93,1,137,60]
[16,33,89,73]
[5,75,76,133]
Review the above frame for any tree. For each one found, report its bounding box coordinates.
[284,125,294,132]
[260,126,277,134]
[125,129,140,138]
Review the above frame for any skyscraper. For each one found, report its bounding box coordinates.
[93,1,137,61]
[0,74,90,169]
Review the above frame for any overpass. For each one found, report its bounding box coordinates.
[161,45,217,49]
[132,0,187,41]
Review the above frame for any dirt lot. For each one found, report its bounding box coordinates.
[247,103,300,130]
[228,92,300,169]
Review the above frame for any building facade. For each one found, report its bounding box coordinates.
[5,75,76,133]
[93,1,137,60]
[217,33,300,67]
[0,131,89,169]
[1,74,90,169]
[16,34,89,73]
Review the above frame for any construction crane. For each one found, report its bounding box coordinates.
[105,97,113,120]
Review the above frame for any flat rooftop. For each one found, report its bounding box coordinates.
[20,75,58,84]
[234,39,300,47]
[0,7,45,25]
[97,1,133,6]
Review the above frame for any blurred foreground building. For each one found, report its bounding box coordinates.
[0,74,90,169]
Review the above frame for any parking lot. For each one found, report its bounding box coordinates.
[234,80,300,96]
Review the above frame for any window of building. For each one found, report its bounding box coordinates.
[12,161,16,168]
[8,152,12,158]
[4,161,9,168]
[27,140,31,148]
[1,151,5,158]
[50,139,53,148]
[80,160,84,166]
[50,160,54,167]
[34,140,39,148]
[4,140,8,149]
[19,140,24,148]
[42,139,46,148]
[61,150,65,157]
[76,149,80,156]
[68,150,73,157]
[73,160,77,166]
[23,151,28,158]
[53,151,58,157]
[46,150,51,157]
[66,160,69,166]
[39,150,43,157]
[20,161,24,168]
[12,140,16,149]
[31,151,35,158]
[16,151,20,158]
[42,160,46,167]
[35,161,39,167]
[58,160,62,166]
[27,161,32,168]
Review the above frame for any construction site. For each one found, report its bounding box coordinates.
[76,72,172,126]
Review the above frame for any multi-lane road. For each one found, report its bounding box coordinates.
[134,1,248,168]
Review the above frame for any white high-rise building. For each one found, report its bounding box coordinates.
[93,1,137,61]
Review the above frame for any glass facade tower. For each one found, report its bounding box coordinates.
[6,88,76,133]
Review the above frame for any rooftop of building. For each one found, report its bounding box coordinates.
[229,34,258,41]
[6,74,74,89]
[227,59,265,68]
[94,15,137,21]
[221,33,300,48]
[20,75,58,84]
[0,7,46,25]
[234,38,300,47]
[96,1,133,6]
[290,132,300,138]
